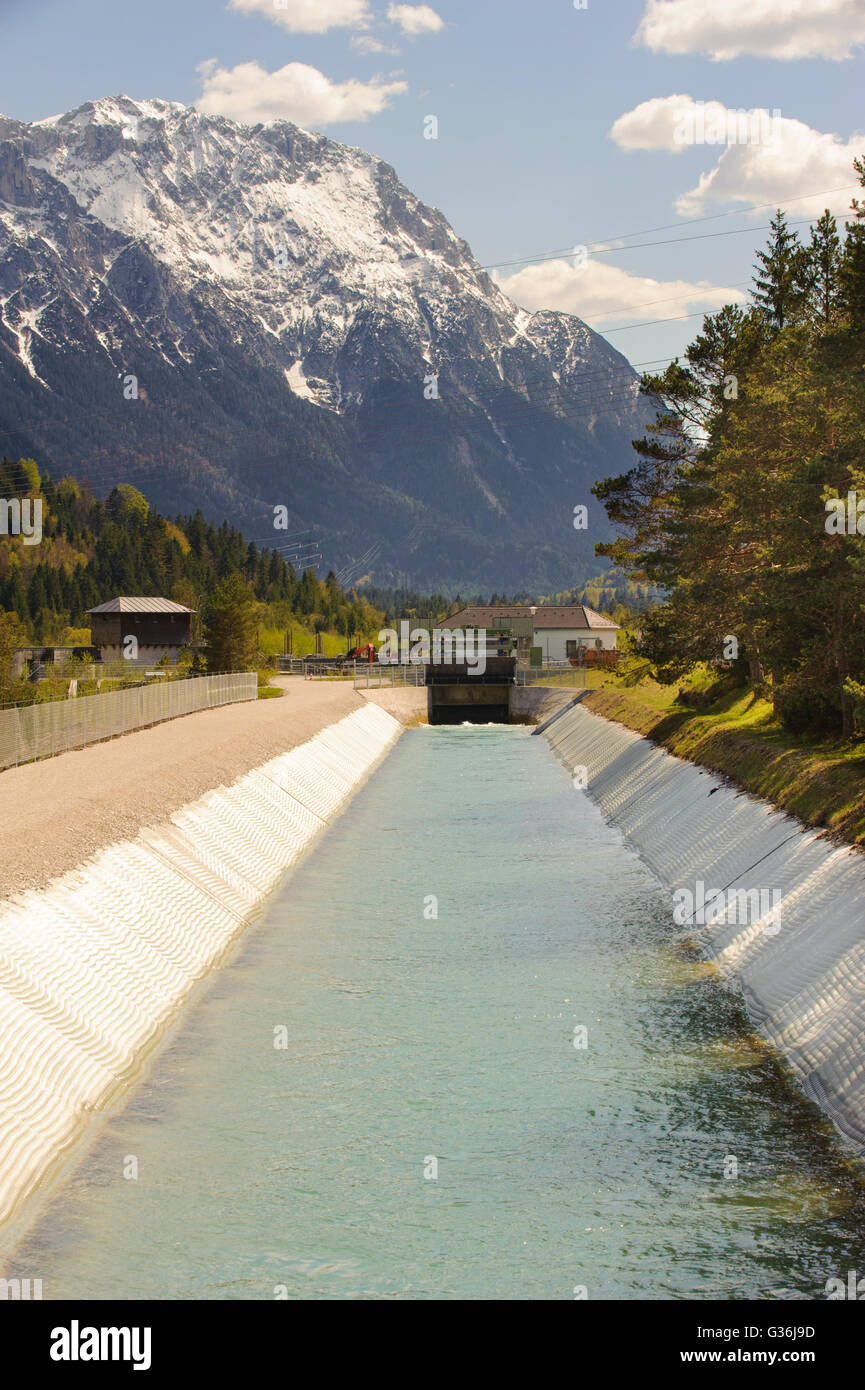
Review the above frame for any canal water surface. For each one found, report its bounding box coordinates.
[15,726,865,1298]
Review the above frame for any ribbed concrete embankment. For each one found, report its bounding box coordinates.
[543,702,865,1152]
[0,701,402,1231]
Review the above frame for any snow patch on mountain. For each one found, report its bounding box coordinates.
[22,96,613,418]
[0,94,651,589]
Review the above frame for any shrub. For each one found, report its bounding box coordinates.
[843,678,865,735]
[774,678,842,737]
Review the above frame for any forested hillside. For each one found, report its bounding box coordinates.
[0,97,652,593]
[0,461,384,648]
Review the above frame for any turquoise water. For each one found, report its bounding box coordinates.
[13,726,865,1299]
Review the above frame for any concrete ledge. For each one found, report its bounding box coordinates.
[357,687,429,724]
[511,686,582,724]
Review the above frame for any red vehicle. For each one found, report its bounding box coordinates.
[345,642,377,663]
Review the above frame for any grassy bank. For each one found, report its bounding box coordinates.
[584,679,865,848]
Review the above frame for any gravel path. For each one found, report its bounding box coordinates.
[0,678,362,899]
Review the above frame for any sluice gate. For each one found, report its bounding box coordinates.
[426,656,515,725]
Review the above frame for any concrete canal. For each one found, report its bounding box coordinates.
[12,725,865,1299]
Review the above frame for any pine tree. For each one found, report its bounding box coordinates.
[752,211,810,329]
[805,211,843,328]
[27,570,47,621]
[203,573,260,672]
[841,157,865,332]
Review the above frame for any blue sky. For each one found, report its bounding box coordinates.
[2,0,863,367]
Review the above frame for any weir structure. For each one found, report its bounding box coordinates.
[541,702,865,1153]
[426,655,516,724]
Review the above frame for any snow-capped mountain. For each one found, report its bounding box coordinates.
[0,96,650,590]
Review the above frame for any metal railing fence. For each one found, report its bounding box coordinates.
[0,672,258,771]
[278,658,357,677]
[514,666,588,688]
[352,663,426,689]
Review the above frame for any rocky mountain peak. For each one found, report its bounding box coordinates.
[0,97,650,591]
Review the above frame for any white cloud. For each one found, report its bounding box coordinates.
[387,4,444,36]
[351,35,400,54]
[611,95,792,156]
[635,0,865,61]
[494,258,746,327]
[196,59,407,127]
[675,116,865,218]
[611,97,864,219]
[610,94,713,153]
[228,0,372,33]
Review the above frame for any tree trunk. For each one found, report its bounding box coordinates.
[841,683,855,739]
[833,591,853,738]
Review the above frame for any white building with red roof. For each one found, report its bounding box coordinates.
[440,604,619,661]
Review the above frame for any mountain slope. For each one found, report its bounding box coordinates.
[0,96,651,591]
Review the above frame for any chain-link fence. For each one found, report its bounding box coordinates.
[0,673,258,771]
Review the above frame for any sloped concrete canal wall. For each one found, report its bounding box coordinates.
[543,703,865,1152]
[0,703,402,1229]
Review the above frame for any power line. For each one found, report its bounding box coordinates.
[482,184,861,271]
[583,281,751,321]
[596,183,860,245]
[486,217,817,274]
[603,307,738,335]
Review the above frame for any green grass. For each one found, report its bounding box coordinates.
[522,667,615,689]
[585,678,865,848]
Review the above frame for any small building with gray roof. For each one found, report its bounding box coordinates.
[87,597,195,666]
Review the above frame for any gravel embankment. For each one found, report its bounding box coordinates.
[0,678,362,898]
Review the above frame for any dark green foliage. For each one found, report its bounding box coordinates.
[774,678,843,737]
[203,573,260,673]
[0,464,379,644]
[752,210,813,329]
[592,166,865,739]
[676,669,747,710]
